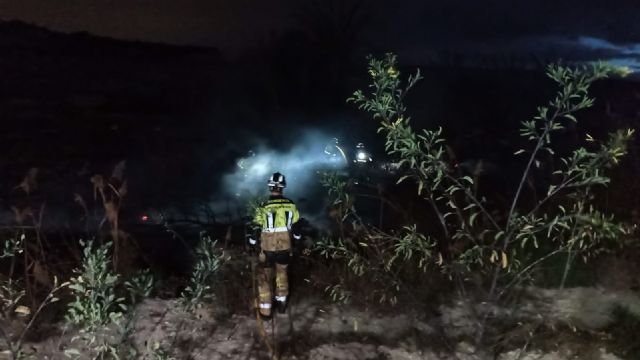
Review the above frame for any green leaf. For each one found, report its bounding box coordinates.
[469,212,479,227]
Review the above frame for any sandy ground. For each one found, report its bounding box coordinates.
[1,287,638,359]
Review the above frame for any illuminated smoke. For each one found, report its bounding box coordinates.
[220,129,349,214]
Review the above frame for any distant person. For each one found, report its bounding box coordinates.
[352,142,373,184]
[249,172,301,318]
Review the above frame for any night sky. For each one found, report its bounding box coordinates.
[1,0,640,221]
[2,0,640,60]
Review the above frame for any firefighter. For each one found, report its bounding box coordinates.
[249,172,300,318]
[352,142,373,185]
[353,142,372,164]
[324,137,347,168]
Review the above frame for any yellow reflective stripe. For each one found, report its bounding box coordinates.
[267,198,292,204]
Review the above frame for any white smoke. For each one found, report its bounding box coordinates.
[219,129,349,217]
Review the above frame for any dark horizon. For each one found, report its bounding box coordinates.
[3,1,640,62]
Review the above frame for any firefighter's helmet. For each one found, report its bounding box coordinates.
[268,172,286,189]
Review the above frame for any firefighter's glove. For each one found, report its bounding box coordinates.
[291,221,303,241]
[245,232,258,246]
[247,225,260,246]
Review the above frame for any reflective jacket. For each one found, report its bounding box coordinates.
[253,195,300,233]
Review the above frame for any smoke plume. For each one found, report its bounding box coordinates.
[219,128,349,217]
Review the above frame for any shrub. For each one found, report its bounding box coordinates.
[125,269,155,304]
[65,240,130,359]
[66,241,126,333]
[180,233,225,312]
[1,235,67,360]
[318,54,634,343]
